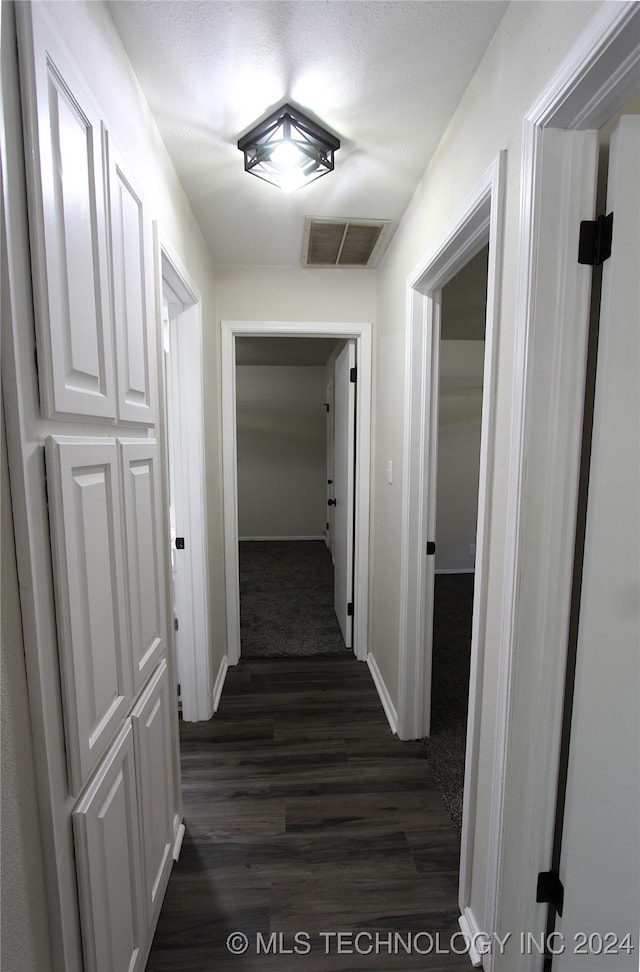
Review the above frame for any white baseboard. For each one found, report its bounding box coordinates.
[435,568,476,575]
[172,821,186,862]
[239,535,325,542]
[458,907,484,968]
[212,655,228,712]
[366,653,398,735]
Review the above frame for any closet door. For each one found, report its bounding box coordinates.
[553,115,640,971]
[45,436,132,794]
[106,133,158,425]
[119,439,166,692]
[72,721,145,972]
[16,5,115,420]
[132,660,175,925]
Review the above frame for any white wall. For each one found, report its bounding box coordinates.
[436,341,484,572]
[369,0,607,948]
[215,264,376,324]
[236,365,327,538]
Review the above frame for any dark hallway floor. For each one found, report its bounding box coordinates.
[146,656,467,971]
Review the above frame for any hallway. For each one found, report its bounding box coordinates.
[146,656,466,971]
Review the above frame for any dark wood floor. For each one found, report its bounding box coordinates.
[146,656,468,971]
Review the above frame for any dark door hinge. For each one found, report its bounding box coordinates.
[177,683,181,697]
[578,212,613,266]
[426,541,436,556]
[536,870,564,917]
[324,402,330,412]
[350,366,357,383]
[347,602,354,616]
[175,537,185,549]
[174,617,179,631]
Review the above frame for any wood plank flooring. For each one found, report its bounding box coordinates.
[146,657,469,971]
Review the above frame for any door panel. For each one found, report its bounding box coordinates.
[14,6,181,968]
[326,379,335,554]
[18,7,115,419]
[119,439,166,692]
[131,660,175,924]
[333,341,355,648]
[72,721,145,972]
[45,436,132,793]
[554,116,640,970]
[106,132,157,424]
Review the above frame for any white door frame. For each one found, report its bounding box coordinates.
[398,152,506,950]
[487,5,640,968]
[157,237,212,721]
[221,320,372,665]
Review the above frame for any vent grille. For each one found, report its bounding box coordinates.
[303,218,392,268]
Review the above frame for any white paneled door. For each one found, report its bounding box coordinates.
[553,116,640,970]
[45,436,132,794]
[72,722,146,972]
[119,439,167,693]
[131,660,175,926]
[333,341,356,648]
[15,4,181,969]
[18,6,115,420]
[106,132,157,425]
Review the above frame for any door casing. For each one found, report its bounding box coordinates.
[399,152,505,960]
[158,239,212,722]
[221,320,372,665]
[492,7,640,969]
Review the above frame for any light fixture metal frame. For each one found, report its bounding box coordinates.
[237,102,340,192]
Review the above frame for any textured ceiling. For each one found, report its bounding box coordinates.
[108,1,507,268]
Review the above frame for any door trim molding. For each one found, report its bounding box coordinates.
[398,153,506,933]
[158,238,212,722]
[488,4,640,968]
[221,320,372,665]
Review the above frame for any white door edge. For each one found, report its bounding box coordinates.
[158,237,212,722]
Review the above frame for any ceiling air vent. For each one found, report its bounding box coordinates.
[303,217,392,268]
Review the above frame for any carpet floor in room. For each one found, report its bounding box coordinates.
[239,540,347,658]
[146,656,467,972]
[422,573,474,835]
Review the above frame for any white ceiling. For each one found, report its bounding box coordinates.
[107,0,507,268]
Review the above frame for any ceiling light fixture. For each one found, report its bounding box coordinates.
[237,103,340,193]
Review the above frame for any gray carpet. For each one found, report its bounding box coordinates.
[422,573,474,836]
[239,540,347,658]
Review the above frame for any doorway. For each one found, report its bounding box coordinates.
[233,335,348,659]
[398,152,505,954]
[221,320,372,666]
[425,246,488,834]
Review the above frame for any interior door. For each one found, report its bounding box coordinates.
[325,378,335,555]
[421,299,442,736]
[72,721,145,972]
[332,341,356,648]
[553,115,639,970]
